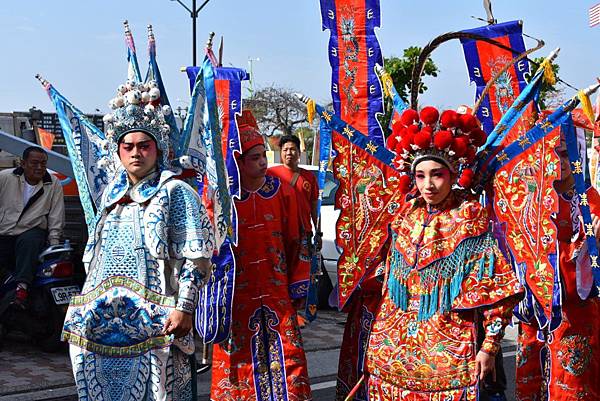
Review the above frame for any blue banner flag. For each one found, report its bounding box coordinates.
[320,0,385,146]
[460,21,530,135]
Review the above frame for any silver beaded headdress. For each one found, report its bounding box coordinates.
[102,79,173,168]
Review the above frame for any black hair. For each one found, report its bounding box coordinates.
[22,146,47,160]
[279,135,301,151]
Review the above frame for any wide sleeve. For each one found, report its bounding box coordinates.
[480,295,520,355]
[167,183,215,260]
[47,178,65,245]
[281,182,310,299]
[175,258,212,314]
[164,181,215,314]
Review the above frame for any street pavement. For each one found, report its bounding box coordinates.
[0,311,519,401]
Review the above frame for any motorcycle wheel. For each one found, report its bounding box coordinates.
[30,288,66,353]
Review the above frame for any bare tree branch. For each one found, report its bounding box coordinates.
[245,86,309,137]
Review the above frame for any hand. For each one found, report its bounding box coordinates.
[475,350,496,381]
[163,309,193,338]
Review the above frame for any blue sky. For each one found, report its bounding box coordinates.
[1,0,598,115]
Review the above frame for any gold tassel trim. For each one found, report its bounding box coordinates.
[380,71,394,99]
[537,58,556,86]
[578,90,596,126]
[306,98,316,124]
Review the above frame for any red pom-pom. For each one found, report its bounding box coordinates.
[457,113,480,133]
[391,120,404,134]
[469,128,487,147]
[421,126,433,135]
[458,168,475,188]
[433,130,453,150]
[398,174,412,193]
[394,141,405,156]
[399,131,415,151]
[464,147,477,163]
[451,136,469,157]
[419,106,439,125]
[400,109,419,126]
[413,131,432,149]
[386,134,399,150]
[407,124,420,135]
[440,110,459,128]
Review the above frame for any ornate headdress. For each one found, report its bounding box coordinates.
[102,80,173,169]
[386,106,487,192]
[236,110,264,153]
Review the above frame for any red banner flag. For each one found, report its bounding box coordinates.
[37,127,55,150]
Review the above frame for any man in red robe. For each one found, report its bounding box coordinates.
[516,135,600,401]
[210,111,312,401]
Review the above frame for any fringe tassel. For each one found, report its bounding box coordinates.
[488,251,495,277]
[578,90,596,126]
[381,72,394,99]
[387,232,497,321]
[538,58,556,86]
[306,98,316,124]
[478,256,486,280]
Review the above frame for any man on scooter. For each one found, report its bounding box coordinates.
[0,146,65,308]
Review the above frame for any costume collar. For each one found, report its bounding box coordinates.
[392,194,487,271]
[103,167,181,209]
[240,175,280,200]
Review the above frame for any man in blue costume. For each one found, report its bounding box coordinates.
[61,80,215,400]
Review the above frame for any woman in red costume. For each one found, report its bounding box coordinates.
[365,107,523,400]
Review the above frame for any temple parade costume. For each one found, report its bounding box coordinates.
[210,111,312,401]
[39,23,219,401]
[364,108,523,400]
[515,181,600,400]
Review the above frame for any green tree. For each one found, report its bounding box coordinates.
[380,47,439,132]
[530,57,563,110]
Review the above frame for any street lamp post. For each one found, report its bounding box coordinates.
[169,0,212,66]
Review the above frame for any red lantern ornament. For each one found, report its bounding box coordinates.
[400,109,420,126]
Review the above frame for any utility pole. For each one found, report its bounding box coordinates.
[169,0,212,66]
[247,57,260,95]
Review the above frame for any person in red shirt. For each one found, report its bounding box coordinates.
[268,135,321,326]
[268,135,319,237]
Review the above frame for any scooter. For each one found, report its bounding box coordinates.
[0,240,80,352]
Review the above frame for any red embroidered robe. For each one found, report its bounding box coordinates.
[516,188,600,401]
[366,193,522,401]
[210,175,312,401]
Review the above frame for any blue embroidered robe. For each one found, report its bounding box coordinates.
[62,169,215,401]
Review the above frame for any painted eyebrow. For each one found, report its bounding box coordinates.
[120,140,152,145]
[415,168,447,174]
